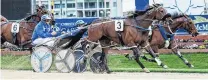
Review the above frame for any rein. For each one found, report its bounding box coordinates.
[167,25,174,34]
[1,22,9,26]
[165,16,189,35]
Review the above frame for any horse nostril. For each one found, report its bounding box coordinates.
[196,33,199,36]
[192,32,199,37]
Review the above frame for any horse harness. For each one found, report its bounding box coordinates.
[116,31,125,45]
[11,16,40,45]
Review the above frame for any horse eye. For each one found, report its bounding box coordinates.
[189,22,192,24]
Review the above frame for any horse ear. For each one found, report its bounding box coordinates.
[152,4,156,7]
[36,5,40,9]
[41,5,45,9]
[162,13,172,20]
[148,5,153,9]
[152,4,161,8]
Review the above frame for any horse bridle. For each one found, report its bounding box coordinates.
[166,15,193,34]
[19,14,41,32]
[181,17,195,34]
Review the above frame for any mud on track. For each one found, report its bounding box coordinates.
[1,70,208,80]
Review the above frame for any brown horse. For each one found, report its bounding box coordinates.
[81,4,168,73]
[143,12,199,68]
[1,5,52,50]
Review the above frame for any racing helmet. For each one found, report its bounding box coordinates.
[41,14,51,21]
[75,20,85,26]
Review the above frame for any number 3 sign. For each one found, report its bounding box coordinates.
[11,23,20,33]
[115,20,124,31]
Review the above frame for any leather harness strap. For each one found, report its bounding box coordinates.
[12,33,17,45]
[116,31,125,46]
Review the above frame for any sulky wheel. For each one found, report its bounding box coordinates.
[72,47,87,73]
[55,49,75,73]
[31,46,53,73]
[89,52,106,74]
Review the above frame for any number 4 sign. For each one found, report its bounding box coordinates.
[11,23,20,33]
[115,20,124,31]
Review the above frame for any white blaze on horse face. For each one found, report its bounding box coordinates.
[11,23,20,33]
[115,20,124,31]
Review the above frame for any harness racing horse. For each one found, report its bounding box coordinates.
[1,5,54,50]
[144,12,199,68]
[81,4,169,73]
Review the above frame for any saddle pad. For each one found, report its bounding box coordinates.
[115,20,124,31]
[11,23,20,33]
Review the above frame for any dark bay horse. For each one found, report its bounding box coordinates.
[144,12,199,68]
[82,4,168,73]
[1,5,52,50]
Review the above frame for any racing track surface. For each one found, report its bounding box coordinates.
[1,70,208,80]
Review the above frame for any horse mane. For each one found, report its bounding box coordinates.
[24,14,37,21]
[127,9,152,18]
[171,12,188,19]
[91,18,112,24]
[127,4,162,18]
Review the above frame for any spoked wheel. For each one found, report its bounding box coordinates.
[72,47,87,73]
[31,46,53,73]
[89,52,106,74]
[55,49,75,73]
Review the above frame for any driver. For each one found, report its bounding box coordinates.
[31,14,60,46]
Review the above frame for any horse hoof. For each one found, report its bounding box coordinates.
[187,63,194,68]
[143,68,150,73]
[155,58,162,66]
[189,65,194,68]
[163,65,168,69]
[32,69,36,72]
[106,71,112,74]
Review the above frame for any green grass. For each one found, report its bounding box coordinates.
[1,53,208,73]
[108,53,208,69]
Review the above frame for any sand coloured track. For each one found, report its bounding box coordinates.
[1,70,208,80]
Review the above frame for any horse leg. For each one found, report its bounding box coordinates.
[132,47,150,73]
[1,36,6,44]
[139,42,156,62]
[145,45,168,69]
[172,48,194,68]
[101,48,111,74]
[1,36,6,48]
[138,41,167,68]
[171,41,194,68]
[81,40,90,54]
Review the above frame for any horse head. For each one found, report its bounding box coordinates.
[36,5,55,26]
[171,12,199,37]
[148,4,168,20]
[127,4,168,28]
[22,5,50,31]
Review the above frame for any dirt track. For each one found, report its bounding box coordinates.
[1,70,208,80]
